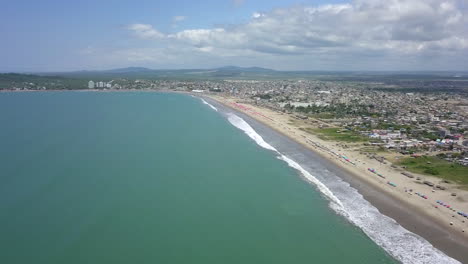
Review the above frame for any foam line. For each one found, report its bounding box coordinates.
[227,113,343,208]
[225,112,459,264]
[200,98,218,111]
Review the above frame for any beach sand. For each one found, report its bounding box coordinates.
[206,94,468,263]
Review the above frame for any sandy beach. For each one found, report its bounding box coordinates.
[205,94,468,262]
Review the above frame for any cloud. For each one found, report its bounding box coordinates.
[127,24,164,39]
[252,12,264,18]
[123,0,468,70]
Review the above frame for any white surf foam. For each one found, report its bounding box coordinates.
[227,113,343,208]
[227,113,277,152]
[225,112,460,264]
[200,98,218,111]
[278,155,344,209]
[338,180,460,264]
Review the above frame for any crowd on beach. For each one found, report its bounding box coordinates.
[227,99,468,235]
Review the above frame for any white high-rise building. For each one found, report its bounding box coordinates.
[88,80,95,89]
[98,81,104,88]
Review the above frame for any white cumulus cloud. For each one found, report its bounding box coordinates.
[252,12,264,18]
[127,24,164,39]
[123,0,468,70]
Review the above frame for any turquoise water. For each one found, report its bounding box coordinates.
[0,92,395,263]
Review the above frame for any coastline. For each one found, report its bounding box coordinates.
[203,94,468,263]
[3,90,467,261]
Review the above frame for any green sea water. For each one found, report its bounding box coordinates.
[0,92,395,263]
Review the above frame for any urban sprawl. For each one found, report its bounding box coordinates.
[8,77,468,167]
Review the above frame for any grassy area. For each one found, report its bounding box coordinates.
[288,119,303,127]
[301,127,368,142]
[397,156,468,185]
[309,112,336,119]
[359,146,388,153]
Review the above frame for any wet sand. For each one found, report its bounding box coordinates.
[205,94,468,263]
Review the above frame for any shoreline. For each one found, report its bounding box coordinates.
[204,94,468,263]
[0,89,175,93]
[3,90,468,261]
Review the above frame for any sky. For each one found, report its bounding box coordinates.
[1,0,467,72]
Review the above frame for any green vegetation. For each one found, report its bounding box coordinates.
[419,131,439,141]
[301,127,368,142]
[373,122,413,132]
[254,94,272,100]
[309,112,336,119]
[289,103,401,120]
[287,119,303,127]
[397,156,468,185]
[0,73,86,90]
[359,146,388,153]
[291,103,383,119]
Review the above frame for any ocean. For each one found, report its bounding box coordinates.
[0,91,457,263]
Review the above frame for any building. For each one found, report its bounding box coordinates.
[88,80,95,89]
[98,81,104,88]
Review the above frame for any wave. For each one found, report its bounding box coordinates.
[227,114,277,151]
[333,178,459,264]
[200,98,218,111]
[277,155,344,210]
[227,113,343,209]
[225,112,459,264]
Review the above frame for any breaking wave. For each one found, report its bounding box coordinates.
[200,98,218,111]
[227,113,343,209]
[227,114,277,152]
[225,112,459,264]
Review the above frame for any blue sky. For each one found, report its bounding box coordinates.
[1,0,467,72]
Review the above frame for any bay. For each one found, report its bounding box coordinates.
[0,92,395,263]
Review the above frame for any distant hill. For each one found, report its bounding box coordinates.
[0,73,84,90]
[0,73,63,81]
[22,66,468,81]
[55,66,275,75]
[99,66,276,73]
[2,71,468,94]
[99,66,276,74]
[103,67,154,73]
[214,66,275,72]
[34,66,279,80]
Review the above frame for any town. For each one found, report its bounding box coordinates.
[87,77,468,168]
[2,73,468,168]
